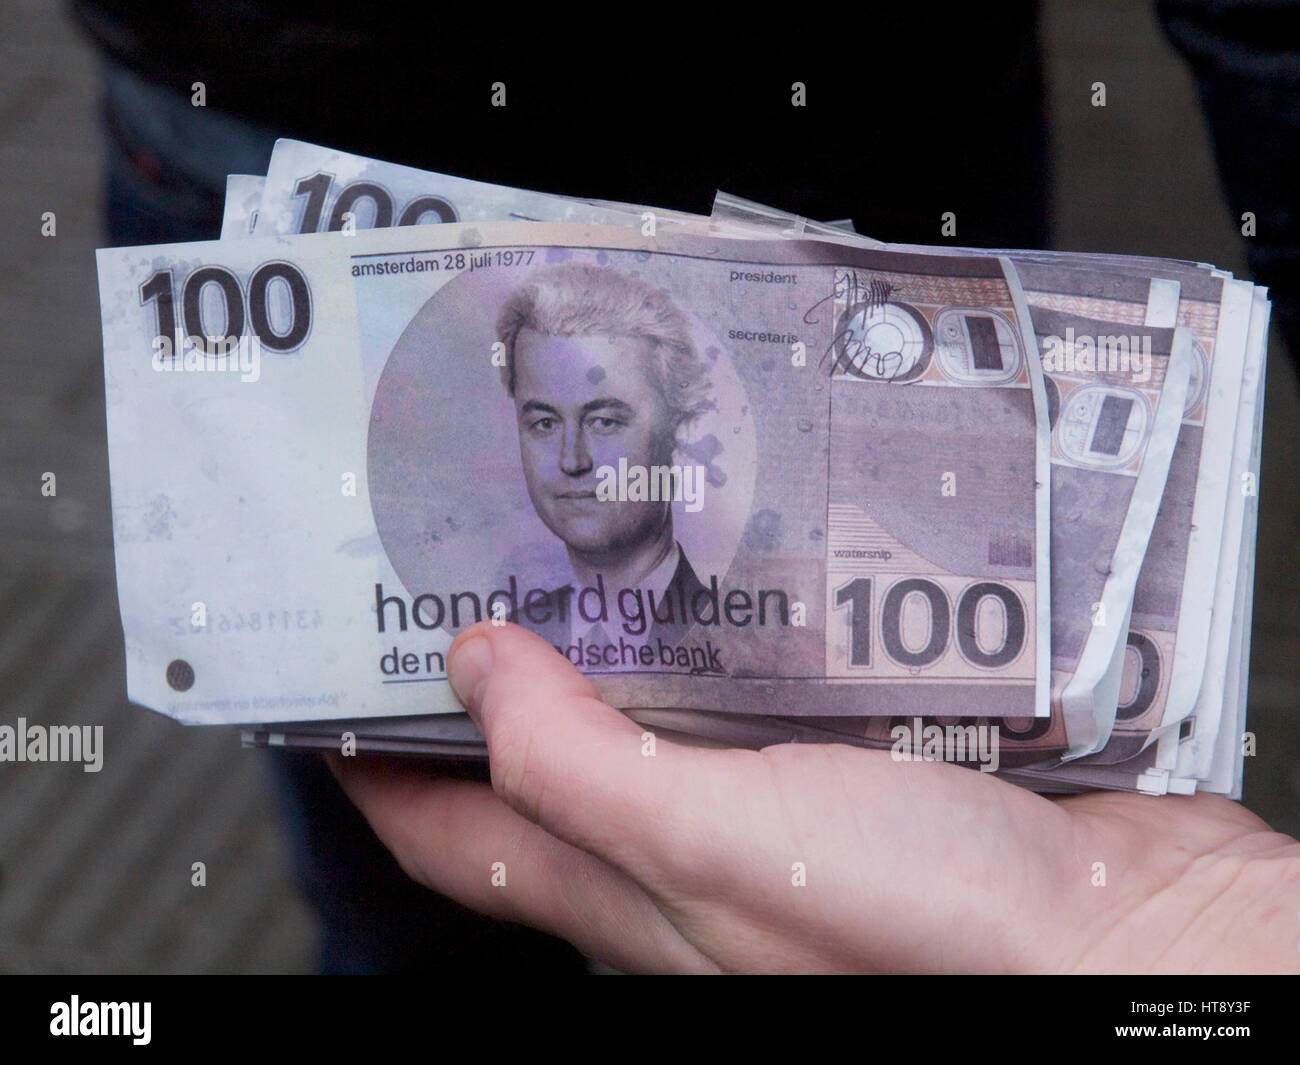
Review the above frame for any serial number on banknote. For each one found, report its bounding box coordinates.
[168,609,325,636]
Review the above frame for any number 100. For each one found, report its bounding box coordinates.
[834,576,1026,670]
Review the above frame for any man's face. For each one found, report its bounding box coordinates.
[513,327,676,559]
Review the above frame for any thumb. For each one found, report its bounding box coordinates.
[446,620,722,878]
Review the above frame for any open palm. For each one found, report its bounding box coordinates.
[332,622,1300,973]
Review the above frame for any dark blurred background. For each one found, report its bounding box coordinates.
[0,0,1296,972]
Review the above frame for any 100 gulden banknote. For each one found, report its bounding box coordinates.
[98,221,1050,725]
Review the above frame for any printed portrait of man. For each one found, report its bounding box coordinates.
[495,262,714,650]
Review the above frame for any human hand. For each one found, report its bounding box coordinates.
[330,622,1300,973]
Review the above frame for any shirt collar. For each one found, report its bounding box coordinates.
[566,541,682,646]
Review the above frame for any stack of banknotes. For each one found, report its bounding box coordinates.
[96,139,1270,796]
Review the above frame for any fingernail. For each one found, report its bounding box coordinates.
[448,634,493,717]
